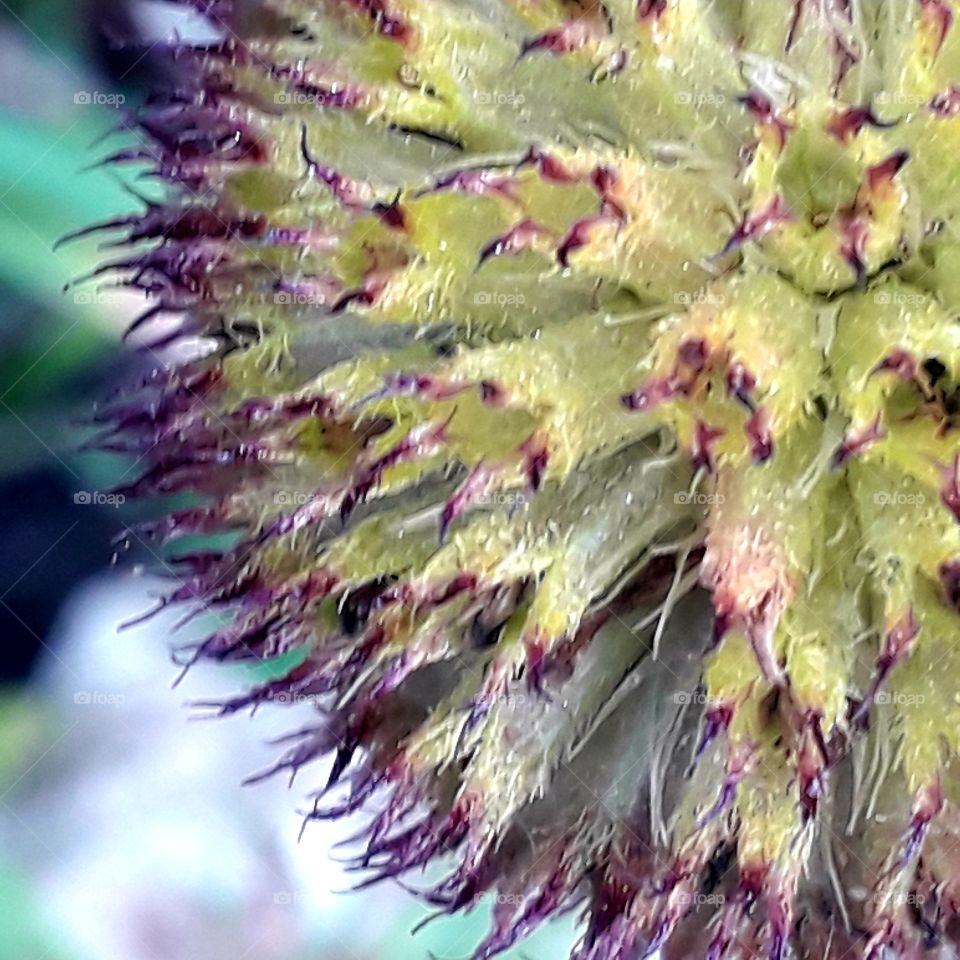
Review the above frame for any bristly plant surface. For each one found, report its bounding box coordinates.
[84,1,960,957]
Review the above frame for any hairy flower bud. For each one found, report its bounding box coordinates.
[86,1,960,957]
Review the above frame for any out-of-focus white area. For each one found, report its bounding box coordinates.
[135,0,222,43]
[4,573,407,960]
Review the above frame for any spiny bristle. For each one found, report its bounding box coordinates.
[83,1,960,957]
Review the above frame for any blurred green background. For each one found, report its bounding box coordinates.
[0,3,576,959]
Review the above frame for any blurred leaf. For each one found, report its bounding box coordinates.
[0,689,47,781]
[0,864,74,960]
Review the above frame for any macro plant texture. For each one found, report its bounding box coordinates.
[85,0,960,957]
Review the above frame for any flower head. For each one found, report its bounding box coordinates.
[91,1,960,957]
